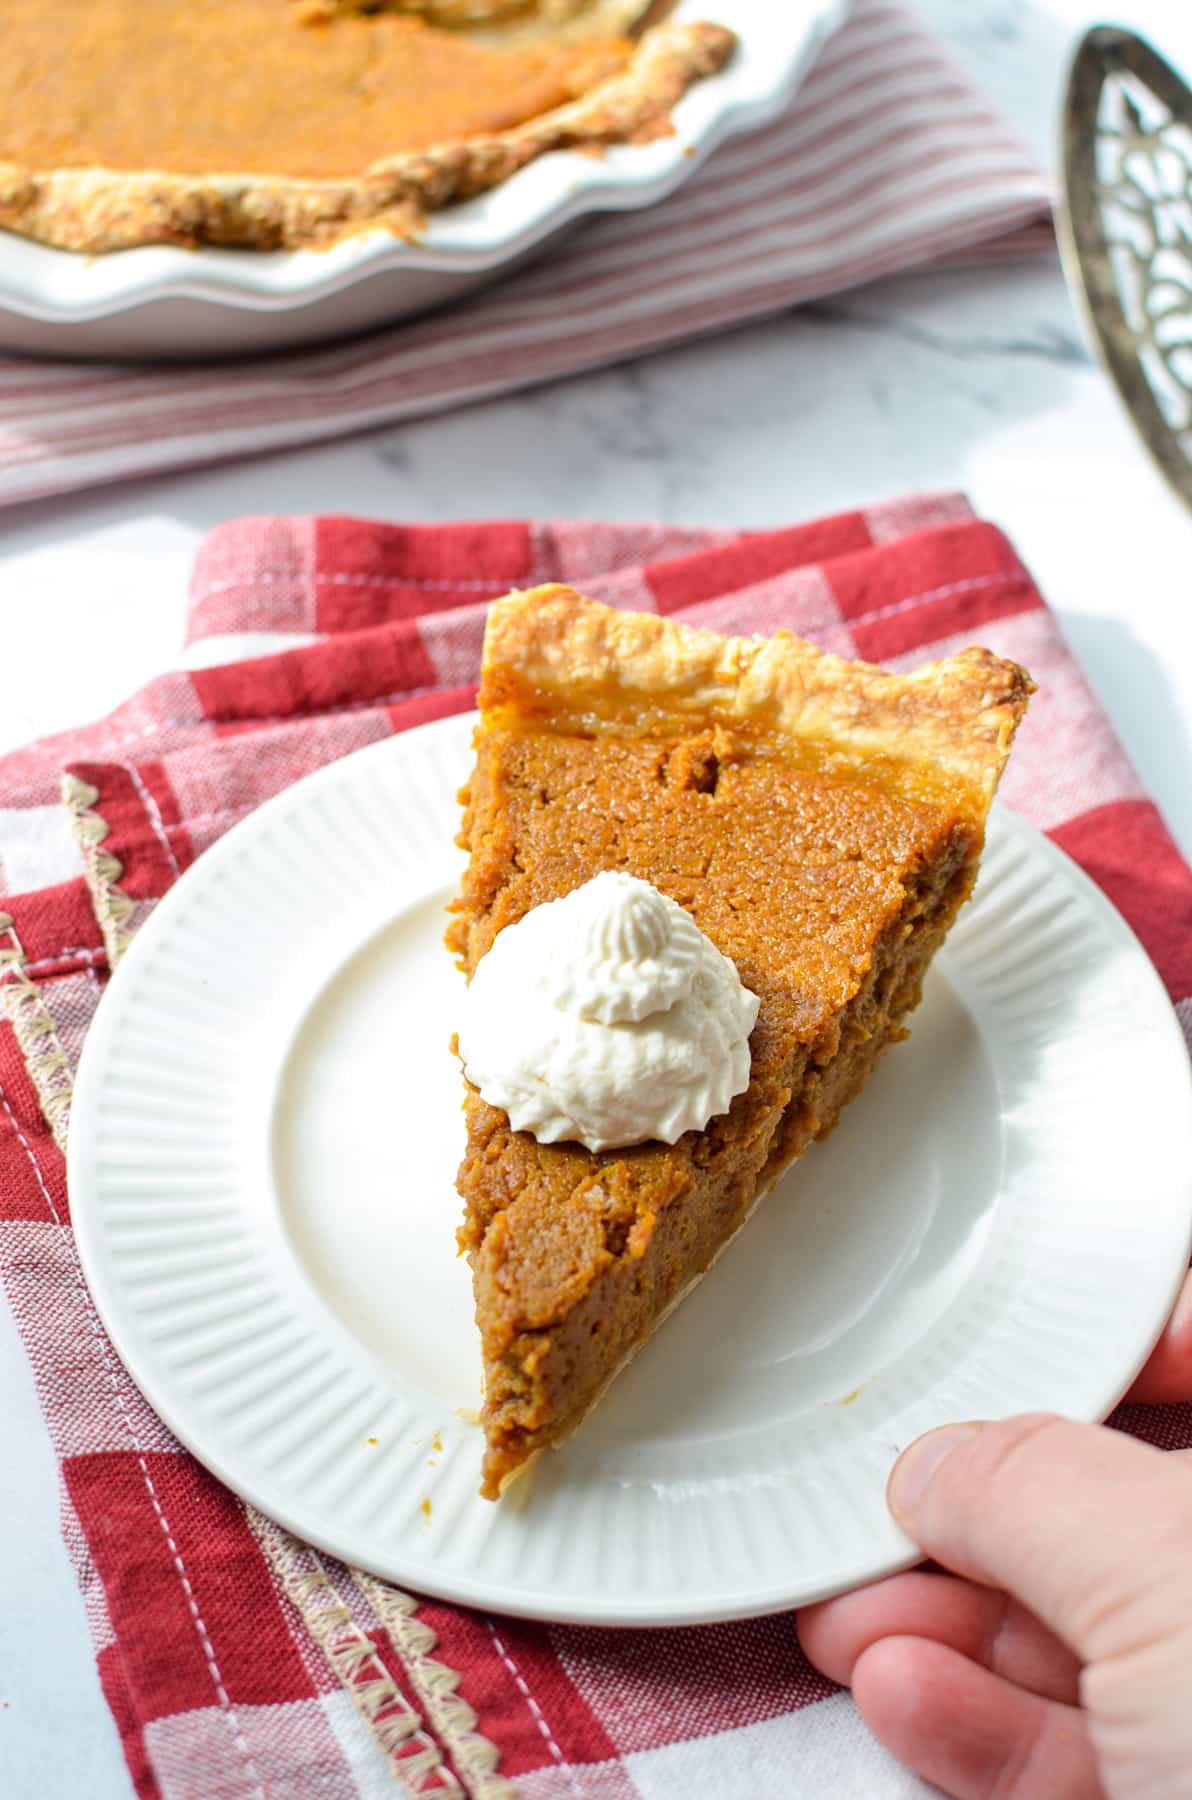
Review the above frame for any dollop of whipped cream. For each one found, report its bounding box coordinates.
[457,872,760,1153]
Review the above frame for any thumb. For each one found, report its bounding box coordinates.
[888,1414,1192,1665]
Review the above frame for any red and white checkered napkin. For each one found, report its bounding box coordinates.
[0,0,1052,512]
[1,497,1189,1800]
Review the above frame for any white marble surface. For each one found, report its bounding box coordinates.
[1,4,1191,1797]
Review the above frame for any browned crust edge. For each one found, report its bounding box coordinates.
[480,583,1035,821]
[0,20,734,253]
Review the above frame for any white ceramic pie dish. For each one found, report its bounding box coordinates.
[0,0,851,359]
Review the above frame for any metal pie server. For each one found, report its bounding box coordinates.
[1057,24,1192,513]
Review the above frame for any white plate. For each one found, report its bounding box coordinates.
[0,0,850,358]
[70,714,1192,1626]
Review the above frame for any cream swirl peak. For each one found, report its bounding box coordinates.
[457,871,759,1153]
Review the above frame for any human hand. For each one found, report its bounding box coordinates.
[799,1271,1192,1799]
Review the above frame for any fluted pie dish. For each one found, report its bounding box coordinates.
[0,0,851,356]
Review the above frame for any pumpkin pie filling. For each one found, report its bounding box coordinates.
[447,587,1033,1498]
[2,3,632,180]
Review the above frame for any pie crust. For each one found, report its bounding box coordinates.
[448,587,1033,1497]
[0,13,733,253]
[481,583,1032,818]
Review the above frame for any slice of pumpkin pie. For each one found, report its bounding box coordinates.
[447,586,1032,1497]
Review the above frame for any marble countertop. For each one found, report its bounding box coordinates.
[1,3,1190,1796]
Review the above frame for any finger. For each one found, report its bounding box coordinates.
[887,1415,1192,1665]
[800,1569,1081,1704]
[852,1635,1104,1800]
[1126,1273,1192,1403]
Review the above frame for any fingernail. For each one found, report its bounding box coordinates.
[888,1423,981,1523]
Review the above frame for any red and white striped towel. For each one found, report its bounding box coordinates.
[0,0,1051,509]
[0,495,1189,1799]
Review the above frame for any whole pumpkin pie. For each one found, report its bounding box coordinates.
[0,1,733,252]
[447,587,1033,1498]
